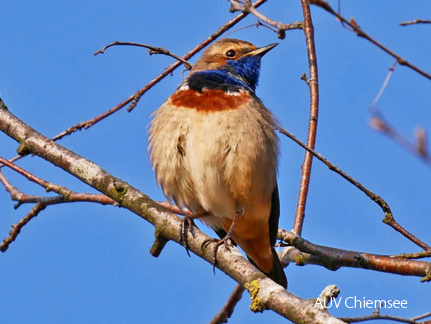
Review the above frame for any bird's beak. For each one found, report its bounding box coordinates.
[245,43,279,57]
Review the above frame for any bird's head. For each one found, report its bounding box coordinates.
[189,38,278,92]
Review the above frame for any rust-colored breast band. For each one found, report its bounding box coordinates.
[170,89,251,112]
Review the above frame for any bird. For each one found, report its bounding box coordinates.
[148,38,287,288]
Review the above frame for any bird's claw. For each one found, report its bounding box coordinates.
[180,216,196,257]
[201,236,233,273]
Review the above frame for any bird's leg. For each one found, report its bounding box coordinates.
[179,210,210,257]
[157,201,210,256]
[202,210,242,271]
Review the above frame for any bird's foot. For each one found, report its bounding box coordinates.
[202,235,233,273]
[180,215,197,257]
[157,201,211,256]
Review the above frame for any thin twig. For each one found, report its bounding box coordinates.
[391,251,431,260]
[94,41,192,70]
[1,203,45,252]
[367,61,431,166]
[0,156,115,205]
[340,312,419,323]
[413,311,431,321]
[0,156,65,194]
[400,19,431,26]
[210,284,245,324]
[369,114,431,166]
[310,0,431,80]
[383,214,431,251]
[224,21,278,37]
[228,0,303,38]
[369,61,398,113]
[0,157,116,250]
[292,0,319,235]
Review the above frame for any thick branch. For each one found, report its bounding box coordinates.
[0,99,344,323]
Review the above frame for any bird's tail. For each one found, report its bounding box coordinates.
[249,248,287,289]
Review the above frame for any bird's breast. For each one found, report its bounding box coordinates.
[170,88,252,112]
[149,87,278,223]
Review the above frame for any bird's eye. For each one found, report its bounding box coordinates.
[225,49,237,58]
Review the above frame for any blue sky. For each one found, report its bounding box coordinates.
[1,1,430,323]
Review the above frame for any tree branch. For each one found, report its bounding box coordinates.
[1,202,45,252]
[228,0,303,38]
[94,41,192,70]
[293,0,320,235]
[210,284,245,324]
[0,156,115,205]
[340,308,431,323]
[400,19,431,26]
[279,230,431,282]
[370,114,431,167]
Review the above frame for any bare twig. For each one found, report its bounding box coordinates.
[391,251,431,260]
[413,311,431,321]
[310,0,431,80]
[366,61,431,166]
[228,0,303,38]
[277,126,431,252]
[52,0,269,141]
[0,156,115,206]
[0,155,116,251]
[340,308,431,323]
[210,284,245,324]
[383,214,431,252]
[292,0,319,235]
[369,61,398,113]
[0,169,31,206]
[369,115,431,167]
[279,229,431,281]
[400,19,431,26]
[94,41,192,70]
[1,203,45,252]
[224,21,278,37]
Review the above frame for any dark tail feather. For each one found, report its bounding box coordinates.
[249,248,287,289]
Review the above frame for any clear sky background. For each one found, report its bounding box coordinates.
[1,1,430,323]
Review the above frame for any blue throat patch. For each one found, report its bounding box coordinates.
[224,55,261,91]
[187,56,261,93]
